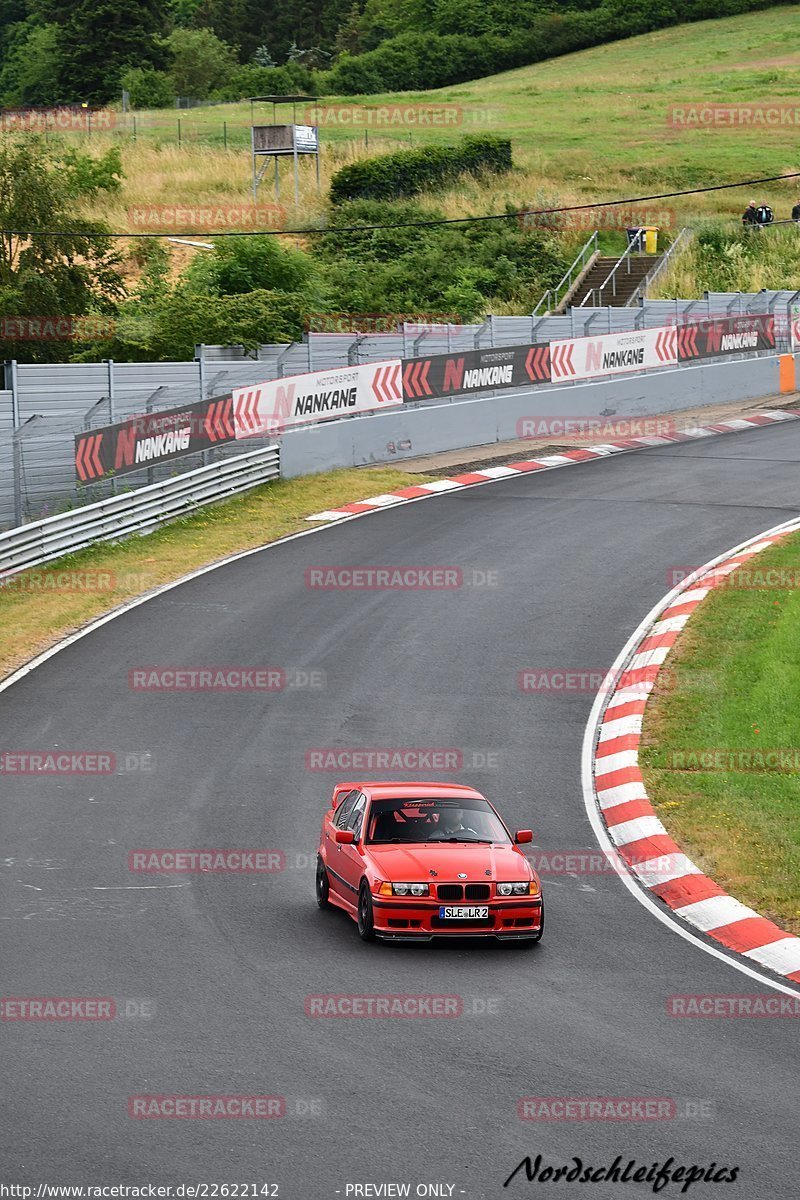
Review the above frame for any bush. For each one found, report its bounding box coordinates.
[182,236,321,300]
[329,135,512,204]
[213,63,316,102]
[109,288,309,361]
[168,28,237,99]
[120,66,175,109]
[312,198,573,323]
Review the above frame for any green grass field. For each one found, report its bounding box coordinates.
[72,6,800,231]
[641,532,800,934]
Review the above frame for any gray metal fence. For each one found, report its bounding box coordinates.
[2,288,796,530]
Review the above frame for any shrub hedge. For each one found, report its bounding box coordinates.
[329,135,512,204]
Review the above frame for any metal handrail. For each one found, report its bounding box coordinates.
[532,231,598,316]
[625,227,692,308]
[579,229,645,307]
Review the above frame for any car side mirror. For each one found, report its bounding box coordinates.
[335,829,356,845]
[514,829,533,844]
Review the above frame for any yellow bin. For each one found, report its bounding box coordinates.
[642,226,659,254]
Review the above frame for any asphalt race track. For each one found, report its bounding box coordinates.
[3,422,800,1198]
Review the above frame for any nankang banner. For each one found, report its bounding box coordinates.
[676,314,776,361]
[549,327,678,382]
[402,342,550,400]
[74,395,235,483]
[233,360,402,438]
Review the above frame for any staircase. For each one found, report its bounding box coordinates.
[570,253,662,308]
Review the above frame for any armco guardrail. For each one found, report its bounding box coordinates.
[0,443,279,579]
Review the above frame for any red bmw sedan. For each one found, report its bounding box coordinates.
[315,781,543,943]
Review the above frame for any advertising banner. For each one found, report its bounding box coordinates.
[677,314,775,360]
[549,327,678,382]
[402,342,550,401]
[233,360,402,439]
[75,395,235,483]
[789,305,800,352]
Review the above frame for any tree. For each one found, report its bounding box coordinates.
[167,27,237,98]
[253,45,277,67]
[0,20,62,106]
[334,3,364,56]
[0,138,125,363]
[119,66,175,110]
[44,0,168,103]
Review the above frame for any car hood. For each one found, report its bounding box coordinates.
[365,842,533,882]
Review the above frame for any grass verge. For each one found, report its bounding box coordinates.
[0,466,431,683]
[640,531,800,934]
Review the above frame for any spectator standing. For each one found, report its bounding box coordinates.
[742,199,759,227]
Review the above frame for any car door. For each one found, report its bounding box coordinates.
[326,789,359,903]
[336,791,368,907]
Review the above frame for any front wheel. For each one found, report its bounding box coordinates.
[357,881,375,941]
[315,856,330,909]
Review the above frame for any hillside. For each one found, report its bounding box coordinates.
[4,7,800,365]
[0,0,790,106]
[77,8,800,230]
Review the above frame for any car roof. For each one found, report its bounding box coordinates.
[352,781,487,801]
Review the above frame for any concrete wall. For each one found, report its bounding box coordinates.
[280,354,790,477]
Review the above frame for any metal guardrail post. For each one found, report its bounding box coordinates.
[348,335,366,366]
[276,343,295,378]
[473,319,490,349]
[12,415,45,527]
[10,360,22,528]
[107,360,117,495]
[82,395,111,432]
[413,329,429,358]
[786,289,800,355]
[197,345,206,399]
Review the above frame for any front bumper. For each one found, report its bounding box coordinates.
[371,894,543,941]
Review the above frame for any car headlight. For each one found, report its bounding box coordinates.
[497,881,538,896]
[391,882,429,897]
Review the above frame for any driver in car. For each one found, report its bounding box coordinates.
[433,807,478,838]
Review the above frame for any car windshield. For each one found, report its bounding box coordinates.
[366,797,511,845]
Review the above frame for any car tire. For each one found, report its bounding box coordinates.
[357,881,376,942]
[315,856,330,909]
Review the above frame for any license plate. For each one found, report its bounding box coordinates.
[438,905,489,919]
